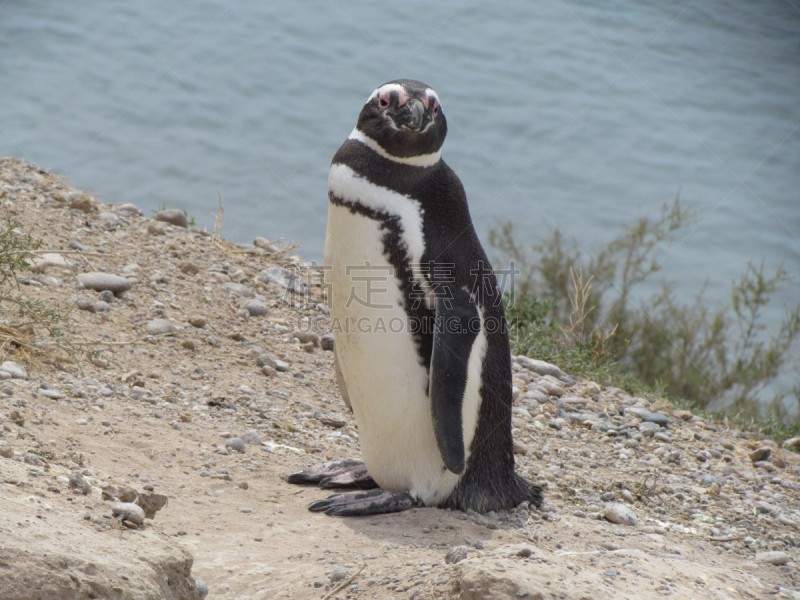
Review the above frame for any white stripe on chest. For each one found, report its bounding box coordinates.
[327,162,426,265]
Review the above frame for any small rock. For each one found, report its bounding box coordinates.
[155,208,188,228]
[241,430,262,445]
[445,545,470,564]
[147,221,168,235]
[69,193,98,212]
[145,319,177,336]
[136,491,169,519]
[782,436,800,450]
[320,334,334,351]
[222,282,255,298]
[749,447,771,463]
[253,237,280,253]
[315,411,347,428]
[329,566,350,583]
[225,437,246,453]
[116,203,143,215]
[68,471,92,495]
[257,266,305,294]
[293,331,320,346]
[603,503,638,526]
[638,411,669,427]
[102,485,138,502]
[0,445,13,458]
[537,377,564,397]
[755,551,790,566]
[30,252,72,272]
[179,261,200,275]
[77,272,133,295]
[188,315,207,328]
[23,452,43,466]
[194,576,209,599]
[112,502,145,527]
[244,300,269,317]
[516,356,562,378]
[0,361,28,380]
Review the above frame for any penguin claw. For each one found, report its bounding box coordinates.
[308,490,420,517]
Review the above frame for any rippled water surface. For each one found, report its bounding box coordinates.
[2,1,799,404]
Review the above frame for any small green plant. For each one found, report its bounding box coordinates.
[492,197,800,430]
[0,220,69,359]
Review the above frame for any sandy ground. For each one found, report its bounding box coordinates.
[1,157,798,600]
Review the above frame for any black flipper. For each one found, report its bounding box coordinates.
[429,286,481,475]
[308,489,420,516]
[286,459,378,490]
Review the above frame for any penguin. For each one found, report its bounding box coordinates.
[288,79,542,516]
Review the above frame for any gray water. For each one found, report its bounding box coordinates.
[2,1,799,411]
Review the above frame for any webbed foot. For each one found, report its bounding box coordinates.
[287,459,377,490]
[308,489,420,517]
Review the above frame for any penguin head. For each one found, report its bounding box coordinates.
[356,79,447,160]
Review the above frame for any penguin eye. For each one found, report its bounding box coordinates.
[432,99,440,115]
[378,92,391,110]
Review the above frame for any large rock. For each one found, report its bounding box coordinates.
[0,464,200,600]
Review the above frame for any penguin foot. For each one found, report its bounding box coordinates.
[286,459,378,490]
[308,489,420,517]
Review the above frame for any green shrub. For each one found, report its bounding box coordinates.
[0,219,68,358]
[491,198,800,429]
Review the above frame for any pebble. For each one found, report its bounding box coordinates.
[537,376,564,397]
[638,411,669,427]
[0,445,13,458]
[320,334,334,351]
[112,502,145,527]
[155,208,188,228]
[0,361,28,380]
[782,437,800,450]
[221,282,255,297]
[179,261,200,275]
[329,566,351,583]
[225,437,246,453]
[137,491,169,518]
[68,471,92,495]
[31,252,72,272]
[257,266,305,293]
[145,319,177,336]
[188,315,207,328]
[315,411,347,428]
[244,299,269,317]
[755,551,790,566]
[77,272,133,295]
[749,447,771,463]
[194,576,209,599]
[23,452,43,466]
[603,503,638,526]
[516,356,563,378]
[241,430,263,445]
[116,203,143,215]
[293,331,319,346]
[445,545,470,564]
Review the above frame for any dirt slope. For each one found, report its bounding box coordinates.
[0,158,798,599]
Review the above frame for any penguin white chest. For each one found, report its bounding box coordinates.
[325,164,461,504]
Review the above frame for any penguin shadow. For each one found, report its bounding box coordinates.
[287,475,531,549]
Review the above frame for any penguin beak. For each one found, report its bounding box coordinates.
[406,99,426,130]
[390,98,426,131]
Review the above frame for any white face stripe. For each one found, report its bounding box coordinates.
[328,162,426,267]
[349,128,442,168]
[424,88,441,107]
[366,83,407,103]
